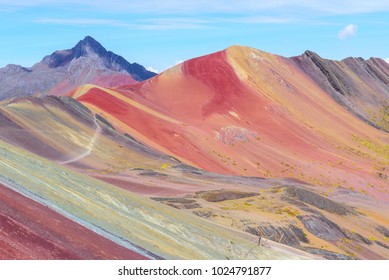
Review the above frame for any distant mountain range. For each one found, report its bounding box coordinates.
[0,36,156,100]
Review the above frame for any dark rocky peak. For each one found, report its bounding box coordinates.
[42,36,107,68]
[73,36,108,58]
[38,36,156,80]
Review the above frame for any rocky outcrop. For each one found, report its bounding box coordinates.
[195,189,259,202]
[284,186,356,216]
[245,223,309,246]
[377,225,389,238]
[297,215,346,242]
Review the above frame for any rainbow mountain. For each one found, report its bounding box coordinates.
[1,37,389,260]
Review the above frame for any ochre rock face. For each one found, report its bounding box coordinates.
[71,46,389,201]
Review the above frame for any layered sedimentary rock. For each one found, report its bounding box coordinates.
[291,51,389,132]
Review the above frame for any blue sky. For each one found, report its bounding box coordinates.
[0,0,388,72]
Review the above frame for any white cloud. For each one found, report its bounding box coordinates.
[146,66,159,73]
[338,24,358,40]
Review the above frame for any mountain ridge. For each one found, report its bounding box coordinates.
[0,36,156,100]
[291,49,389,132]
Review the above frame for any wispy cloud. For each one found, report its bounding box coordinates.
[35,18,128,26]
[34,15,297,30]
[4,0,389,15]
[221,16,295,24]
[338,24,358,40]
[35,18,208,30]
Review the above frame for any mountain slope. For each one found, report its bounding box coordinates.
[0,136,317,260]
[71,46,389,201]
[1,95,389,259]
[0,36,156,100]
[0,95,177,174]
[291,51,389,132]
